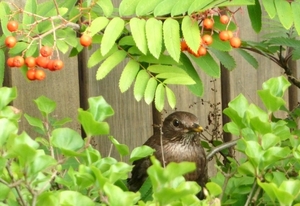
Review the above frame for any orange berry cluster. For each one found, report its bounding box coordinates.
[5,21,64,81]
[181,13,242,57]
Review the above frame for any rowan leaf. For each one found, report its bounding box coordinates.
[190,53,220,78]
[144,78,158,104]
[166,87,176,109]
[163,75,195,85]
[292,2,300,36]
[130,18,147,55]
[134,70,150,101]
[101,17,125,56]
[86,17,109,37]
[171,0,194,16]
[0,50,4,87]
[23,0,37,25]
[136,0,161,16]
[155,83,165,112]
[96,0,113,17]
[146,18,162,59]
[119,0,140,16]
[153,0,176,16]
[182,16,201,54]
[261,0,276,19]
[247,0,262,33]
[119,60,140,93]
[209,48,236,71]
[88,45,118,68]
[210,33,232,51]
[96,50,127,80]
[147,65,186,74]
[163,19,181,62]
[275,0,293,29]
[180,53,204,97]
[188,0,214,14]
[235,48,258,69]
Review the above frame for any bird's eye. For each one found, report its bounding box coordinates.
[173,119,180,127]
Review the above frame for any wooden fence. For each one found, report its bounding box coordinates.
[4,0,299,177]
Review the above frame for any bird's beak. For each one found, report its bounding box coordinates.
[191,125,203,133]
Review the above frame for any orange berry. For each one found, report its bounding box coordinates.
[80,34,92,47]
[197,46,207,57]
[25,57,36,67]
[13,56,24,67]
[7,57,15,67]
[40,46,53,57]
[227,30,233,39]
[26,68,36,81]
[7,21,18,32]
[220,15,229,24]
[219,31,230,41]
[203,18,214,29]
[35,56,50,68]
[53,59,64,70]
[181,40,188,51]
[34,69,46,80]
[230,37,242,48]
[5,36,17,48]
[202,34,213,45]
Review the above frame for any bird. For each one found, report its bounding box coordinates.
[128,111,208,199]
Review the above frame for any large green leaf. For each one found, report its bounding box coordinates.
[155,83,165,112]
[247,0,262,33]
[119,60,140,93]
[136,0,161,16]
[34,96,56,118]
[130,145,155,162]
[108,136,129,157]
[190,53,220,78]
[134,70,150,101]
[24,114,45,133]
[51,128,84,151]
[182,16,201,54]
[163,19,181,62]
[261,76,291,97]
[97,0,113,17]
[86,17,109,36]
[119,0,140,16]
[96,50,127,80]
[144,77,158,105]
[209,48,236,71]
[274,0,293,29]
[130,18,147,55]
[87,96,114,122]
[101,17,125,56]
[146,18,162,59]
[180,53,204,97]
[0,87,17,111]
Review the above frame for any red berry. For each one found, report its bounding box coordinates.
[13,56,24,67]
[26,69,36,81]
[80,35,92,47]
[230,37,242,48]
[35,69,46,80]
[7,21,18,32]
[40,46,53,57]
[7,57,15,67]
[5,36,17,48]
[203,18,214,29]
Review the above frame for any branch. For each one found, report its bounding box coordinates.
[206,139,238,160]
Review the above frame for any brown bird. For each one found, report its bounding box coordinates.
[128,111,208,199]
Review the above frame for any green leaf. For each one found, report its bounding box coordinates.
[56,40,69,54]
[209,48,236,71]
[247,0,262,33]
[34,96,56,117]
[86,16,109,36]
[262,0,276,19]
[210,33,232,51]
[235,48,259,69]
[130,145,155,162]
[163,75,195,85]
[238,161,255,176]
[261,133,281,150]
[23,0,37,25]
[24,114,45,133]
[182,16,201,54]
[0,87,17,111]
[190,52,220,78]
[96,50,127,80]
[206,182,222,197]
[139,54,179,65]
[0,119,18,147]
[147,65,185,74]
[130,18,147,55]
[166,87,176,109]
[97,0,113,17]
[163,18,181,62]
[179,53,203,97]
[101,17,125,56]
[292,2,300,35]
[171,0,194,16]
[78,109,110,136]
[58,191,94,206]
[0,50,4,87]
[87,96,114,122]
[261,76,290,97]
[119,60,140,93]
[134,70,150,101]
[108,136,129,156]
[144,77,158,105]
[136,0,161,16]
[119,0,140,16]
[245,141,263,167]
[188,0,214,14]
[87,45,118,68]
[154,0,177,16]
[155,83,165,112]
[274,0,293,29]
[146,18,162,59]
[51,128,84,151]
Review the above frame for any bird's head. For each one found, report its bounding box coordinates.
[162,111,203,141]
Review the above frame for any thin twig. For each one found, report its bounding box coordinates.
[245,180,257,206]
